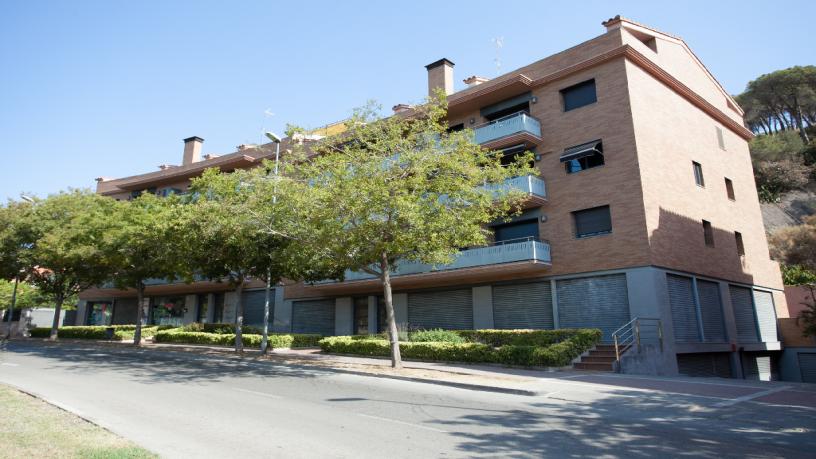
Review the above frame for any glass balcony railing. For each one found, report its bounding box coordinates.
[473,112,542,145]
[484,175,547,201]
[320,237,551,283]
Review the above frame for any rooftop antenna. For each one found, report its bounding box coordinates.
[492,36,504,75]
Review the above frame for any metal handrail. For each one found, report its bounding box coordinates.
[612,317,663,362]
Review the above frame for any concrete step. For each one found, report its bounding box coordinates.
[581,355,617,363]
[574,361,614,371]
[587,350,617,358]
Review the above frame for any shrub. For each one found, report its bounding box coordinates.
[153,329,321,349]
[754,159,811,202]
[455,328,599,347]
[409,329,465,343]
[181,322,265,335]
[28,325,165,340]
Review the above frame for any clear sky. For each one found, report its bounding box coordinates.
[1,0,813,201]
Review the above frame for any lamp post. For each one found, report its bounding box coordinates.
[4,195,34,339]
[260,132,282,354]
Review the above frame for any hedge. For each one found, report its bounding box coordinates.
[181,323,266,335]
[454,329,599,347]
[153,330,322,349]
[319,328,602,367]
[29,325,160,341]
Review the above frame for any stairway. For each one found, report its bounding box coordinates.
[573,344,624,371]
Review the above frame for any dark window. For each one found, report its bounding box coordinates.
[377,297,387,333]
[353,297,369,335]
[735,231,745,256]
[196,294,209,323]
[493,219,540,243]
[447,123,464,133]
[716,126,726,150]
[212,293,225,323]
[500,144,535,168]
[573,205,612,238]
[563,141,604,173]
[703,220,714,247]
[725,178,735,200]
[693,161,705,187]
[561,79,597,111]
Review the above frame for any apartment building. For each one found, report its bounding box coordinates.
[77,16,787,379]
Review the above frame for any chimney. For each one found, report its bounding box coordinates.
[182,136,204,165]
[463,75,489,88]
[392,103,413,114]
[425,58,455,96]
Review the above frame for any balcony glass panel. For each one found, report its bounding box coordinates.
[483,175,546,200]
[473,112,541,145]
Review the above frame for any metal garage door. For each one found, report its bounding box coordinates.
[729,285,759,343]
[667,275,699,343]
[493,282,553,330]
[753,290,778,342]
[677,353,732,378]
[697,280,727,343]
[408,289,473,330]
[112,298,139,325]
[292,299,335,336]
[556,274,630,342]
[798,353,816,383]
[241,290,273,328]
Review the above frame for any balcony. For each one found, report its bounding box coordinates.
[473,112,542,149]
[484,175,547,207]
[317,237,551,290]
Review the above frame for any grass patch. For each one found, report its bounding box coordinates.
[0,384,156,458]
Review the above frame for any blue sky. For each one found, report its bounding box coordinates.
[1,1,813,201]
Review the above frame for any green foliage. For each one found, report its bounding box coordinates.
[182,322,265,335]
[0,280,65,310]
[736,66,816,141]
[748,131,806,162]
[754,159,811,202]
[153,329,321,348]
[0,199,37,282]
[318,329,601,367]
[408,329,465,343]
[28,325,158,340]
[781,265,816,286]
[769,216,816,271]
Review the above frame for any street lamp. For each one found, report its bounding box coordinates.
[20,195,34,203]
[264,132,282,179]
[261,132,282,354]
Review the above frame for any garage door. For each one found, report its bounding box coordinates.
[729,285,758,343]
[112,298,139,325]
[241,290,274,328]
[798,353,816,383]
[408,289,472,330]
[742,353,773,381]
[697,280,727,343]
[677,353,732,378]
[753,290,778,343]
[493,282,553,329]
[557,274,630,342]
[292,299,335,336]
[667,275,699,343]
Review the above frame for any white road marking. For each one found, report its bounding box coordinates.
[232,388,283,399]
[713,386,792,408]
[357,413,448,433]
[1,362,19,366]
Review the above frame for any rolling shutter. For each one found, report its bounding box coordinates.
[697,280,727,343]
[742,353,772,381]
[729,285,759,343]
[408,289,473,330]
[492,282,553,330]
[112,298,139,325]
[241,290,273,328]
[798,353,816,383]
[556,274,629,342]
[677,353,732,378]
[753,290,778,343]
[667,275,699,343]
[292,299,335,336]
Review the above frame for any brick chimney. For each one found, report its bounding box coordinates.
[425,58,455,96]
[182,136,204,165]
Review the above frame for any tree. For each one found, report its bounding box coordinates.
[753,158,811,202]
[101,194,186,344]
[736,66,816,140]
[0,200,37,336]
[26,190,116,340]
[289,95,535,368]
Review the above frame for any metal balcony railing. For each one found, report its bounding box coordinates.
[473,112,542,145]
[483,175,546,200]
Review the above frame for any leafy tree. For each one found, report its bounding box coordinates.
[0,280,63,311]
[754,159,811,202]
[0,200,37,335]
[736,66,816,141]
[781,264,816,286]
[26,190,116,340]
[748,130,805,163]
[768,215,816,271]
[289,95,535,368]
[101,194,186,344]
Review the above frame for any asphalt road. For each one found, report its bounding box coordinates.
[1,341,814,458]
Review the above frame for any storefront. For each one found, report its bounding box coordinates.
[87,301,113,326]
[150,296,186,326]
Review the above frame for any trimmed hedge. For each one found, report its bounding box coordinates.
[29,325,160,341]
[181,323,266,335]
[409,329,465,343]
[319,328,602,367]
[454,329,598,347]
[153,329,322,349]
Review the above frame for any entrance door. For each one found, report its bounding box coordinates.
[353,297,369,335]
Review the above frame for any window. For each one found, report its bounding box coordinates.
[562,140,604,173]
[196,294,209,323]
[735,231,745,256]
[447,123,464,133]
[493,219,540,243]
[702,220,714,247]
[353,297,369,335]
[693,161,705,187]
[561,79,597,111]
[500,144,535,168]
[716,126,726,150]
[725,178,735,200]
[573,205,612,238]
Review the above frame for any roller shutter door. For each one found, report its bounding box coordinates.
[798,353,816,383]
[697,280,727,343]
[729,285,759,343]
[493,282,553,330]
[408,289,473,330]
[241,290,273,328]
[63,310,77,326]
[667,275,699,343]
[742,353,772,381]
[557,274,629,342]
[292,299,335,336]
[753,290,778,342]
[112,298,139,325]
[677,353,732,378]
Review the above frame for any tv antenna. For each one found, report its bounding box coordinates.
[492,36,504,75]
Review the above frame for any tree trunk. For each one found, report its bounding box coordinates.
[234,281,244,353]
[261,270,271,354]
[793,96,811,144]
[133,282,145,345]
[4,276,19,339]
[380,253,402,369]
[49,292,64,341]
